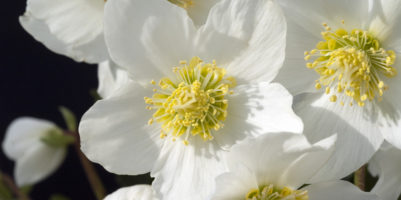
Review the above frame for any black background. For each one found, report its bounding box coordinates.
[0,1,151,199]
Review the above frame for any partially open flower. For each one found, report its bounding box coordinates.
[2,117,72,186]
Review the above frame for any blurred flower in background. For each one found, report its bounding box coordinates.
[2,117,72,186]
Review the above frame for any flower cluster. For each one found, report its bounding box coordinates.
[2,0,401,200]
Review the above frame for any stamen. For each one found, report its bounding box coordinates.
[245,184,308,200]
[145,57,235,144]
[305,21,397,106]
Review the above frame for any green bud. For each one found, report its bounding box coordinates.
[40,128,75,148]
[59,106,77,132]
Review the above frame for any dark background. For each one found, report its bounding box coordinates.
[0,1,151,200]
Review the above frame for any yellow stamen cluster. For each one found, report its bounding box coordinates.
[167,0,194,9]
[145,57,236,145]
[246,184,308,200]
[305,21,397,107]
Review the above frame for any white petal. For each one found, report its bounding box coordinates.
[212,164,258,200]
[104,185,158,200]
[151,139,226,200]
[385,35,401,55]
[369,0,401,43]
[97,60,132,99]
[200,0,286,84]
[280,134,337,187]
[374,53,401,149]
[20,0,107,63]
[225,133,335,189]
[64,32,108,63]
[27,0,103,45]
[15,144,66,186]
[306,181,379,200]
[19,16,107,63]
[2,117,57,160]
[19,16,69,58]
[79,83,163,175]
[294,93,384,182]
[279,0,370,31]
[368,157,380,178]
[275,0,370,95]
[273,19,320,95]
[104,0,196,84]
[376,99,401,150]
[186,0,220,26]
[369,142,401,200]
[214,82,303,148]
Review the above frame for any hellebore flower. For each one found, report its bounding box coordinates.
[275,0,401,181]
[2,117,72,186]
[79,0,302,199]
[212,133,379,200]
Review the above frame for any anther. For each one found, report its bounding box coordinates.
[145,57,234,144]
[306,23,397,106]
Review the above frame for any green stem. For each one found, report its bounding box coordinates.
[354,165,366,191]
[70,131,106,200]
[0,172,31,200]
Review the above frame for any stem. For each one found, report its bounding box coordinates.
[1,172,31,200]
[354,165,366,191]
[69,131,106,200]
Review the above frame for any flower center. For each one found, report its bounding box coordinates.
[145,57,236,145]
[168,0,194,9]
[304,21,397,107]
[245,184,308,200]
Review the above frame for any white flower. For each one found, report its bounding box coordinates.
[274,0,401,181]
[368,142,401,200]
[19,0,108,63]
[79,0,302,199]
[2,117,67,186]
[97,61,132,99]
[19,0,219,64]
[96,0,222,98]
[212,133,379,200]
[167,0,221,26]
[104,185,158,200]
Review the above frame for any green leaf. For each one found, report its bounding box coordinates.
[40,129,75,148]
[59,106,77,132]
[49,194,71,200]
